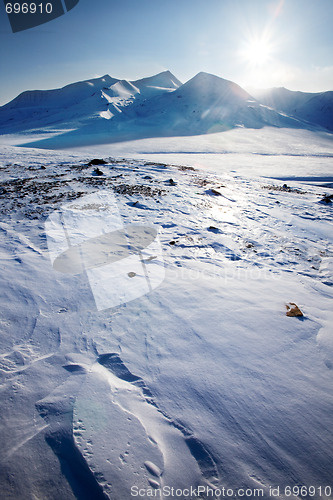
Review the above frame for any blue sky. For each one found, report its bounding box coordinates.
[1,0,333,105]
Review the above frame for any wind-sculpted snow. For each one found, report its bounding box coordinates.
[70,353,219,499]
[0,143,332,499]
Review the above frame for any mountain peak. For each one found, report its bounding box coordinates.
[181,72,251,101]
[133,71,182,90]
[193,71,224,80]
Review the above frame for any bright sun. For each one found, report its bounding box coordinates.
[243,40,271,66]
[240,31,274,68]
[238,31,279,88]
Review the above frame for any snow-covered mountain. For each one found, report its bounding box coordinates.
[0,71,182,135]
[120,71,304,134]
[0,71,331,148]
[251,87,333,132]
[0,74,118,132]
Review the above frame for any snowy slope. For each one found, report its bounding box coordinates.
[0,71,181,135]
[295,92,333,131]
[132,70,182,96]
[10,72,320,150]
[252,87,333,132]
[126,71,306,132]
[0,136,332,499]
[0,75,119,132]
[1,72,331,151]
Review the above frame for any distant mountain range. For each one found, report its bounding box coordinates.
[250,87,333,132]
[0,70,332,148]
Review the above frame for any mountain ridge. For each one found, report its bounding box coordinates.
[251,86,333,132]
[0,70,332,148]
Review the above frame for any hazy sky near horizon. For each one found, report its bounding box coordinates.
[0,0,332,105]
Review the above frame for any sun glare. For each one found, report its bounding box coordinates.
[238,31,278,87]
[243,39,271,66]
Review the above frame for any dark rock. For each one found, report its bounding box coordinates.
[114,184,165,197]
[262,184,304,194]
[206,188,222,196]
[320,194,333,204]
[177,165,197,171]
[88,158,108,166]
[92,167,104,176]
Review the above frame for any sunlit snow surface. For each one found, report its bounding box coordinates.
[0,128,332,499]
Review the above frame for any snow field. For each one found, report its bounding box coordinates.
[0,136,332,499]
